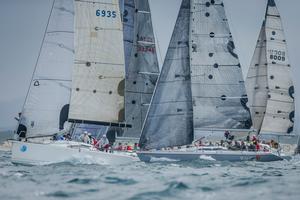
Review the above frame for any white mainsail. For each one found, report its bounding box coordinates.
[17,0,74,137]
[246,0,294,135]
[68,0,126,126]
[139,0,252,150]
[124,0,160,138]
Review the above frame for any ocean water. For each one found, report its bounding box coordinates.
[0,150,300,200]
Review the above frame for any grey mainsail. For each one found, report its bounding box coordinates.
[246,0,294,135]
[190,0,252,130]
[139,0,193,150]
[124,0,160,138]
[139,0,252,150]
[17,0,74,137]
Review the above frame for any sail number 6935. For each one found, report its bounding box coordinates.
[96,9,117,18]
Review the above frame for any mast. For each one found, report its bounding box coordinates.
[139,0,193,150]
[17,0,74,137]
[68,0,128,127]
[123,0,160,138]
[246,0,295,136]
[190,0,252,131]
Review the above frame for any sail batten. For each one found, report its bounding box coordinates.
[17,0,74,137]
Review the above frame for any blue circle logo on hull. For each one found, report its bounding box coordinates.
[20,145,27,152]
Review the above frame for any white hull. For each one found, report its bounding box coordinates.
[11,140,138,165]
[137,149,287,162]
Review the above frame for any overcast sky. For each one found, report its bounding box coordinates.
[0,0,299,131]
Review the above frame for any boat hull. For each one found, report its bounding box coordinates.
[11,140,137,165]
[137,150,285,162]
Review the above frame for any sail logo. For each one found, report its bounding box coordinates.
[137,36,156,53]
[20,145,27,152]
[96,9,116,18]
[268,49,286,62]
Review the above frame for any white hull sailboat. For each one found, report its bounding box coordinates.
[137,0,292,163]
[11,140,137,165]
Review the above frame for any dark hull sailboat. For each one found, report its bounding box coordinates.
[137,0,289,162]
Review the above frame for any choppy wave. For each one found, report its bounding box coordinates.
[199,155,216,161]
[1,150,300,200]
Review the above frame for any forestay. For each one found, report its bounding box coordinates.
[139,0,193,150]
[69,0,126,126]
[18,0,74,137]
[190,0,252,130]
[124,0,159,138]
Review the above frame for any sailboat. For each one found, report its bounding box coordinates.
[12,0,136,165]
[246,0,296,156]
[137,0,285,162]
[11,0,159,165]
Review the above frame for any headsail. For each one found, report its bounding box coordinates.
[246,22,268,132]
[246,0,294,135]
[17,0,74,137]
[139,0,193,150]
[68,0,126,127]
[190,0,252,130]
[124,0,160,138]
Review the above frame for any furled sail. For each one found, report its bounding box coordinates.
[17,0,74,137]
[69,0,126,127]
[246,0,294,135]
[139,0,193,150]
[190,0,252,130]
[124,0,160,138]
[246,22,268,132]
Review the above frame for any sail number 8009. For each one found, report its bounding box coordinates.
[96,9,117,18]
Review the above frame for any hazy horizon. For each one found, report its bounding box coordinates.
[0,0,299,132]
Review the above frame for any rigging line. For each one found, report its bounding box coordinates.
[20,0,56,113]
[153,25,163,67]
